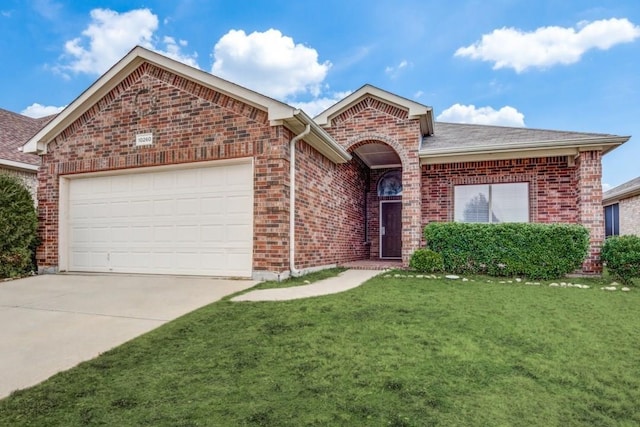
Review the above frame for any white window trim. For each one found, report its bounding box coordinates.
[454,182,529,223]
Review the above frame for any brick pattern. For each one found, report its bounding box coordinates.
[36,63,290,274]
[293,139,368,268]
[620,195,640,236]
[321,97,424,266]
[422,157,577,224]
[575,151,604,273]
[422,155,603,273]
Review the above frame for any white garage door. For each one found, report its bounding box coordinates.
[65,161,253,277]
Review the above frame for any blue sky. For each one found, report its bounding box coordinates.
[1,0,638,189]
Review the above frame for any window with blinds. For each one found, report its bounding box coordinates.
[454,183,529,223]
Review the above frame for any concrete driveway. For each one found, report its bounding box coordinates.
[0,274,257,399]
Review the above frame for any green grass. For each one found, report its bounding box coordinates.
[251,267,346,290]
[2,274,639,426]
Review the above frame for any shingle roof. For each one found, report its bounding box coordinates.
[0,108,53,167]
[603,176,640,202]
[422,122,623,153]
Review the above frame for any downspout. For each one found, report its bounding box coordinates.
[289,123,311,277]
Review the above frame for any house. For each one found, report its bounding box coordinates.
[603,176,640,237]
[0,108,51,201]
[22,46,630,279]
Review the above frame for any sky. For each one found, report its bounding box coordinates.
[1,0,639,189]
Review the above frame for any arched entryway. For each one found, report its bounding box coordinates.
[349,139,406,261]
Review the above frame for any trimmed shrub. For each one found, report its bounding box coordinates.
[423,222,589,279]
[601,235,640,285]
[0,175,38,278]
[409,248,444,273]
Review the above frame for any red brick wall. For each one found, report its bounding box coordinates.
[575,151,603,273]
[422,155,602,273]
[36,62,290,274]
[421,156,578,223]
[292,139,368,268]
[321,96,423,265]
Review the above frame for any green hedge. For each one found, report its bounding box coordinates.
[601,235,640,285]
[0,175,38,278]
[423,222,589,279]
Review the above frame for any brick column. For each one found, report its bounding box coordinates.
[402,151,422,266]
[575,151,603,273]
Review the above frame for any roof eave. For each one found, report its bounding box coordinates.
[419,136,630,164]
[0,158,39,172]
[315,84,434,135]
[603,184,640,204]
[283,111,352,164]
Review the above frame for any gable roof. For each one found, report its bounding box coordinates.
[314,84,435,136]
[0,108,52,171]
[421,122,630,164]
[22,46,350,164]
[603,176,640,205]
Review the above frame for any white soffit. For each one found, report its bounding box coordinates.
[354,143,401,169]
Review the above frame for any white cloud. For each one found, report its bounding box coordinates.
[437,104,525,127]
[211,29,331,100]
[455,18,640,72]
[56,8,198,76]
[21,103,66,118]
[385,60,410,78]
[602,182,613,192]
[414,90,424,99]
[292,91,352,117]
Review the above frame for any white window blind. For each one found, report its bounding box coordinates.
[454,183,529,223]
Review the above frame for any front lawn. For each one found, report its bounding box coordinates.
[1,275,639,426]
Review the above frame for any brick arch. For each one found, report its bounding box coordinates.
[345,133,409,170]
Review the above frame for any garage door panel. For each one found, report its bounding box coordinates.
[67,162,253,277]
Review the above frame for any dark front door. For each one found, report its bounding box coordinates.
[381,201,402,258]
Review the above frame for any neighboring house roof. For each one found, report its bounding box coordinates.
[315,84,435,136]
[420,122,630,164]
[603,176,640,205]
[23,46,351,164]
[0,108,52,171]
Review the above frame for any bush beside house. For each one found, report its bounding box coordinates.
[421,222,590,280]
[409,248,444,273]
[601,235,640,285]
[0,174,38,278]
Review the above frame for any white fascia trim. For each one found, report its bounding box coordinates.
[0,158,39,171]
[420,136,630,160]
[315,84,434,134]
[23,46,298,154]
[603,184,640,204]
[287,110,352,164]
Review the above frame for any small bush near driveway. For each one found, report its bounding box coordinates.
[409,248,444,273]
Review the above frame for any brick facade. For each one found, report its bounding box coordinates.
[575,151,604,273]
[421,156,578,223]
[620,195,640,236]
[321,96,423,265]
[422,154,604,273]
[293,139,368,269]
[36,62,291,275]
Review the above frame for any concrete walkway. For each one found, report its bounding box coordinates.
[232,269,382,302]
[0,274,256,399]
